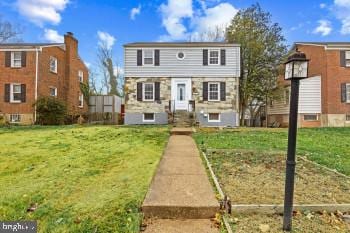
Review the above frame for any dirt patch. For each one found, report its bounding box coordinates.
[230,211,350,233]
[207,150,350,204]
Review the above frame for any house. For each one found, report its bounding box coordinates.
[123,42,240,127]
[268,42,350,127]
[0,32,88,124]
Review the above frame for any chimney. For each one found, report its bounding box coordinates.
[64,32,78,58]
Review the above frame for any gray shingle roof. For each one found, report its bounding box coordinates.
[124,42,239,47]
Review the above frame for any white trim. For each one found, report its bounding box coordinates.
[10,114,21,123]
[49,56,58,73]
[34,48,40,122]
[208,113,221,122]
[142,82,155,101]
[78,70,84,82]
[10,83,22,103]
[79,94,84,108]
[208,82,220,101]
[11,51,22,68]
[208,49,220,65]
[171,78,192,111]
[143,49,154,66]
[49,87,57,97]
[142,113,155,122]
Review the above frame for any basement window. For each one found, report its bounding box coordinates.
[10,114,21,123]
[143,113,155,122]
[208,113,221,122]
[346,114,350,122]
[304,114,318,121]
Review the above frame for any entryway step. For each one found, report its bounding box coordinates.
[142,219,219,233]
[170,128,193,135]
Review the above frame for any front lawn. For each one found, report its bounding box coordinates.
[0,126,169,232]
[194,127,350,175]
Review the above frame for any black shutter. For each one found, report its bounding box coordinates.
[5,52,11,67]
[137,82,143,101]
[155,82,160,101]
[21,84,26,103]
[203,82,208,101]
[220,49,226,65]
[340,51,346,67]
[341,83,347,103]
[21,51,26,67]
[155,50,160,66]
[137,50,142,66]
[203,49,208,66]
[220,82,226,101]
[4,84,10,102]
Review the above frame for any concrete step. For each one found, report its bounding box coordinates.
[142,219,219,233]
[170,128,193,135]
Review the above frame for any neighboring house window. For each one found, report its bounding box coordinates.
[78,70,84,82]
[10,84,22,103]
[346,114,350,122]
[10,114,21,123]
[304,114,318,121]
[346,51,350,67]
[347,84,350,103]
[143,83,154,101]
[50,87,57,97]
[79,94,84,108]
[11,52,22,68]
[208,113,221,122]
[143,113,155,122]
[143,50,154,65]
[50,56,58,73]
[285,89,290,105]
[209,50,219,65]
[208,82,220,101]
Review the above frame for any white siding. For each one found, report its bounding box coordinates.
[268,76,321,115]
[124,46,240,78]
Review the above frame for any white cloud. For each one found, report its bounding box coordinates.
[313,20,332,36]
[130,5,141,20]
[334,0,350,7]
[333,0,350,34]
[97,31,116,49]
[16,0,69,27]
[43,29,64,43]
[84,62,91,69]
[320,3,327,8]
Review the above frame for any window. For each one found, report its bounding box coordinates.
[143,50,154,65]
[78,70,84,82]
[143,113,155,122]
[10,114,21,123]
[50,87,57,97]
[346,114,350,122]
[285,89,290,105]
[11,52,22,68]
[347,84,350,103]
[143,83,154,101]
[11,84,22,103]
[208,113,221,122]
[50,56,58,73]
[304,114,318,121]
[346,51,350,67]
[208,82,220,101]
[209,50,219,65]
[78,94,84,108]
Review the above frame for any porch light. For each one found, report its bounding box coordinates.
[284,51,309,80]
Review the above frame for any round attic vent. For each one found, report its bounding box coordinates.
[177,52,185,60]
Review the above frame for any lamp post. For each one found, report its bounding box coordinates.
[282,50,309,231]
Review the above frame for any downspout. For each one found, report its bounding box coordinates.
[34,47,41,123]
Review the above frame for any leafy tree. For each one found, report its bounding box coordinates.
[0,16,22,43]
[226,4,287,125]
[34,97,67,125]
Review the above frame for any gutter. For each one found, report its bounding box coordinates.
[34,47,42,123]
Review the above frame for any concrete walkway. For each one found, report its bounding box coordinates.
[142,129,219,232]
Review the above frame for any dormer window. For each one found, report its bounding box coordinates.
[11,52,22,68]
[143,50,154,65]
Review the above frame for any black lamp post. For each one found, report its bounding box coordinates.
[282,50,309,231]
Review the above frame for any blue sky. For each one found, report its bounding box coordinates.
[1,0,350,71]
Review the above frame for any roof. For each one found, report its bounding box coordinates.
[0,43,64,49]
[124,42,240,47]
[295,42,350,45]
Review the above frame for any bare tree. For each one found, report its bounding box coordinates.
[0,16,23,43]
[188,25,226,42]
[88,68,103,95]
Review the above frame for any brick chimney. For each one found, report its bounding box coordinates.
[64,32,78,59]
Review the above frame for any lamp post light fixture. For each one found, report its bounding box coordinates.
[282,50,309,231]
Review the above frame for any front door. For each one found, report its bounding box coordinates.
[171,78,191,111]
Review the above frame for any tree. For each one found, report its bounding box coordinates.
[226,4,287,125]
[188,25,226,42]
[0,16,22,43]
[34,97,67,125]
[97,44,123,96]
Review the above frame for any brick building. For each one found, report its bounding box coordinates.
[268,42,350,127]
[0,32,88,124]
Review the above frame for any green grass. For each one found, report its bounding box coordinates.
[0,125,169,233]
[193,127,350,176]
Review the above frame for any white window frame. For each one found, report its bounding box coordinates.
[79,94,84,108]
[143,49,154,66]
[303,114,318,121]
[10,83,22,103]
[208,82,220,101]
[208,113,221,122]
[143,82,155,101]
[50,87,57,97]
[209,49,220,65]
[50,56,58,73]
[78,70,84,82]
[11,52,22,68]
[345,51,350,67]
[143,113,155,122]
[346,83,350,103]
[10,114,21,123]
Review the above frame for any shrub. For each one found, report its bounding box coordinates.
[34,97,67,125]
